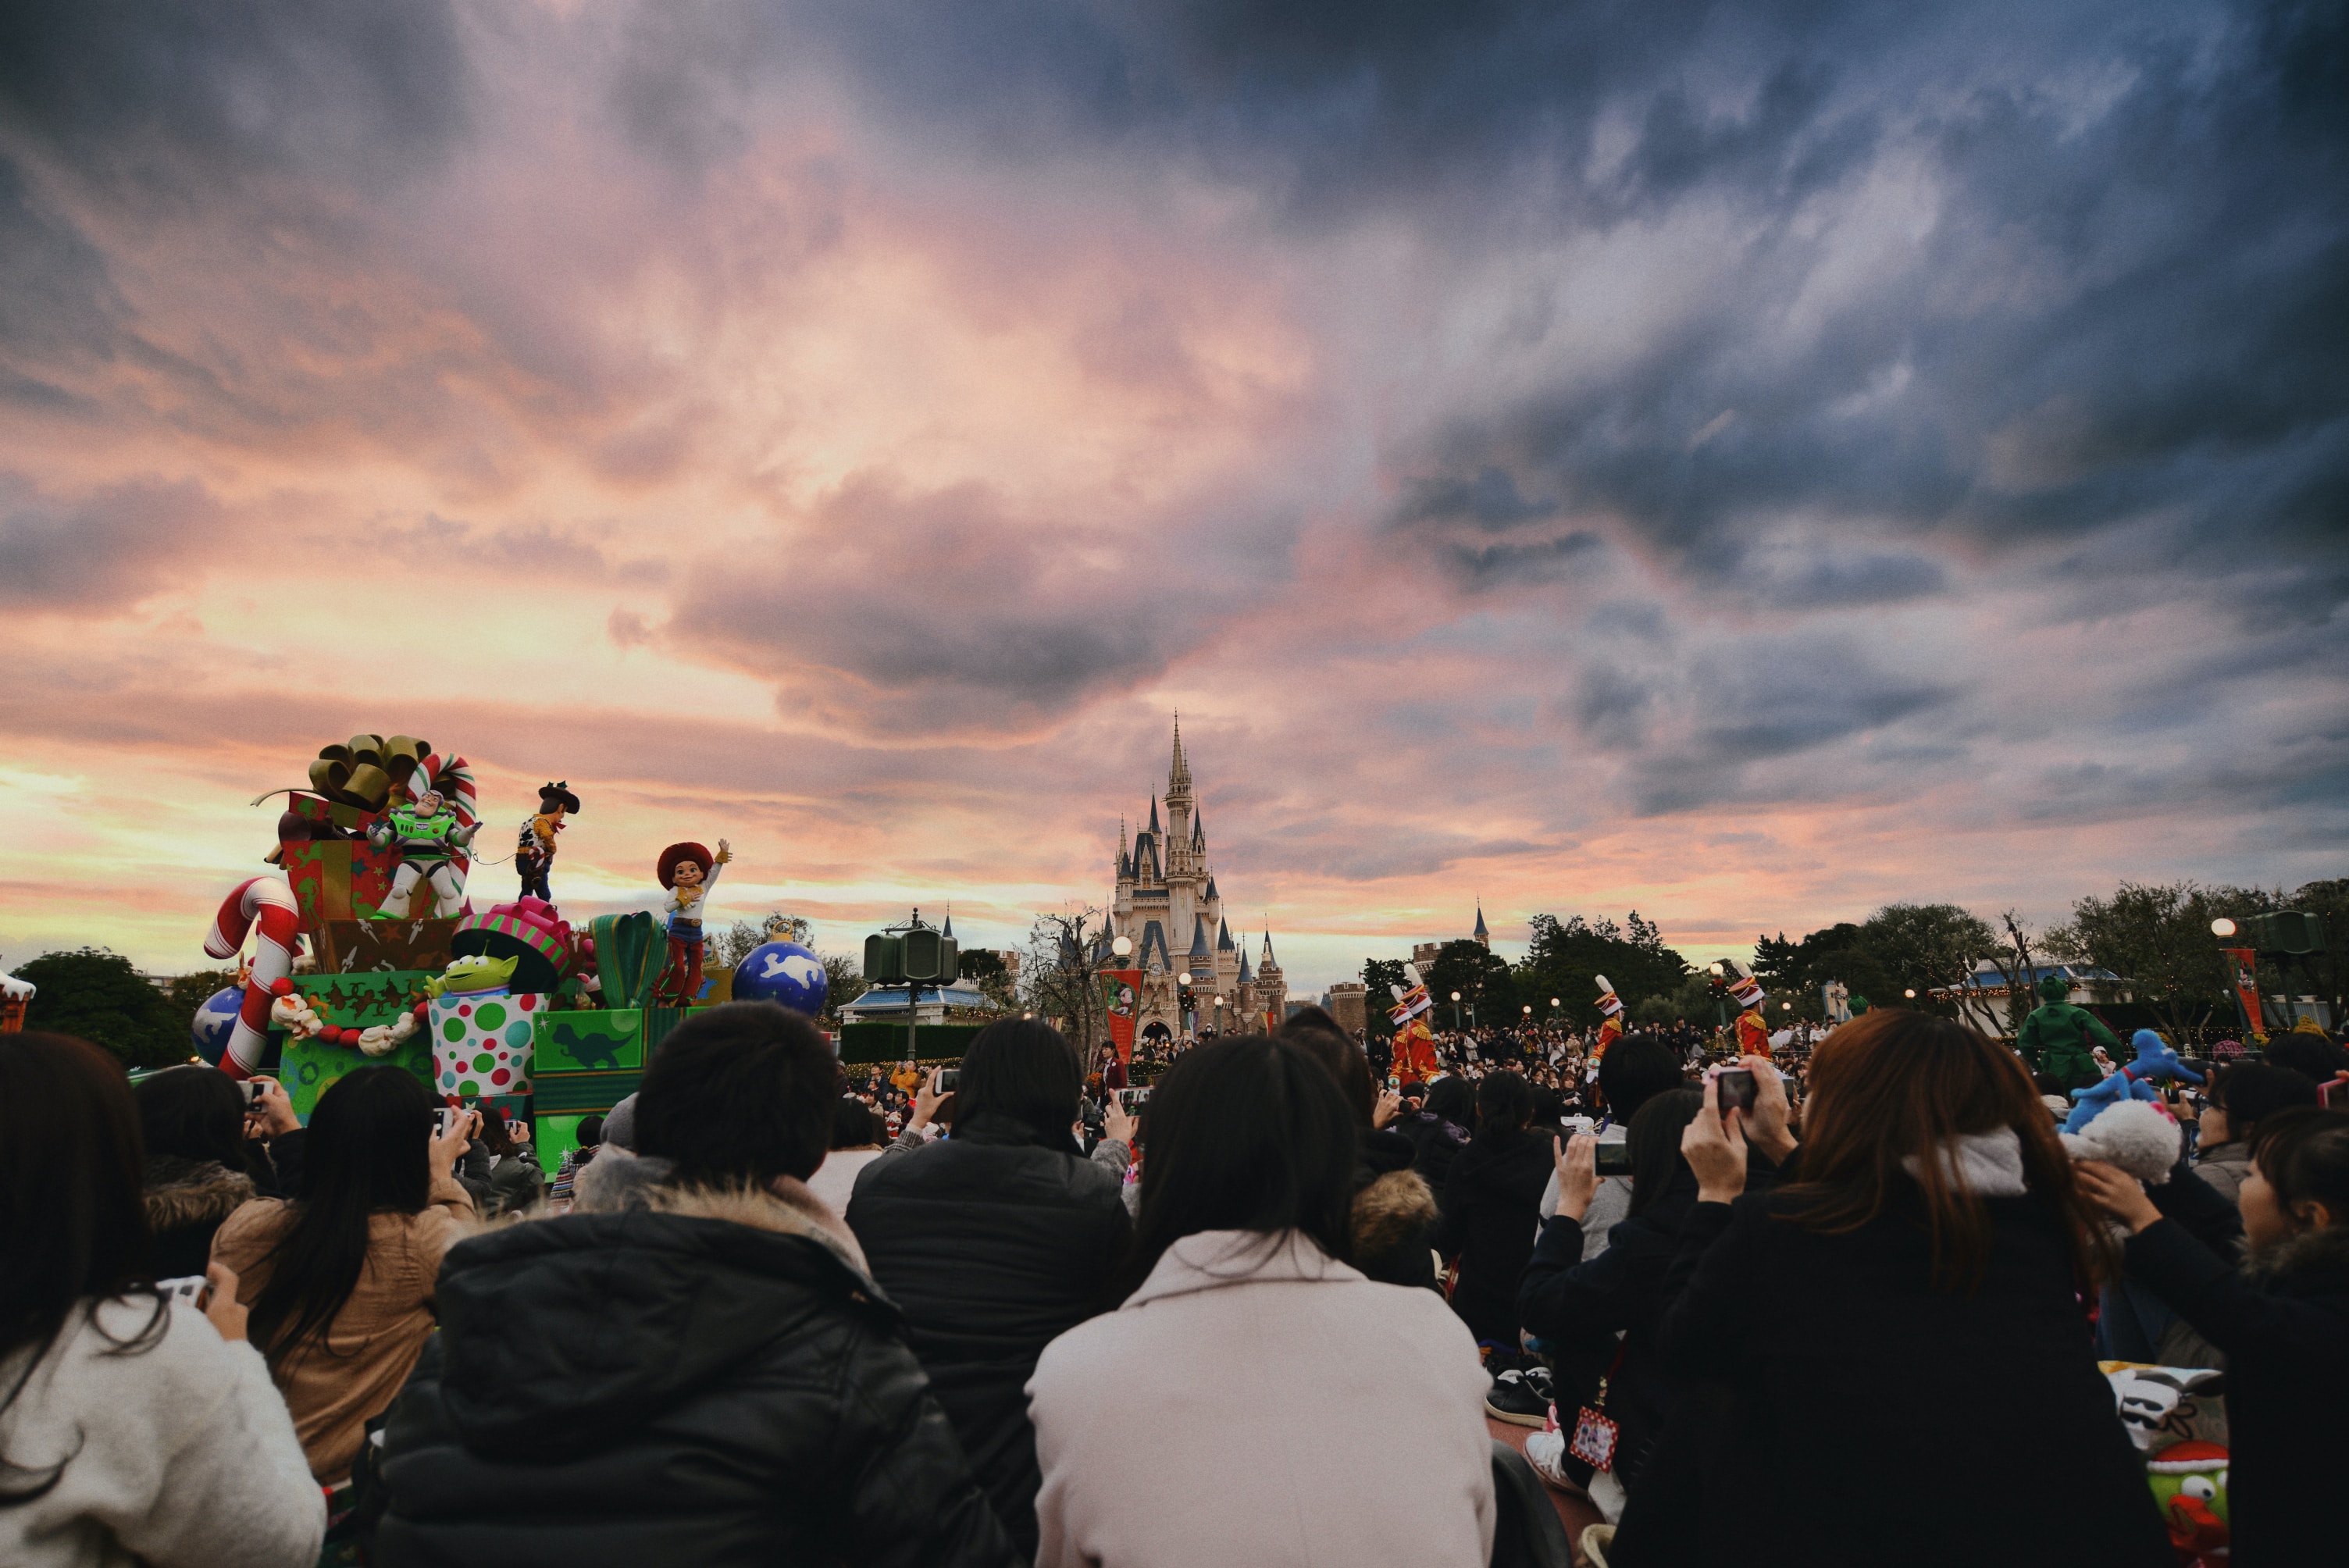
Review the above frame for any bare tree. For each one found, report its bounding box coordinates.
[1969,908,2045,1039]
[1019,906,1111,1049]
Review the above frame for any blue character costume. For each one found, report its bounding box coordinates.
[370,791,479,918]
[654,838,731,1006]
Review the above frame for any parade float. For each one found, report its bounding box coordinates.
[189,732,768,1175]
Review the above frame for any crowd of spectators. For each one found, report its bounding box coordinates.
[5,999,2346,1566]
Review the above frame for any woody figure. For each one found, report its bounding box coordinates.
[654,838,732,1006]
[516,781,581,903]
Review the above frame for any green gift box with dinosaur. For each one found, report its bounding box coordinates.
[535,1010,645,1074]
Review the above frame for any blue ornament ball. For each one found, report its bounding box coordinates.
[192,985,244,1066]
[733,941,829,1016]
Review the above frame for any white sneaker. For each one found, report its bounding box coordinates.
[1522,1427,1584,1495]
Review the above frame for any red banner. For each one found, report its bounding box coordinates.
[1098,969,1142,1063]
[2222,948,2262,1038]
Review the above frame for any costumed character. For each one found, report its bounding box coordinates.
[2144,1441,2230,1559]
[2016,975,2125,1091]
[1387,963,1440,1085]
[2062,1029,2202,1136]
[654,838,731,1006]
[201,877,303,1080]
[1592,974,1624,1060]
[372,786,480,918]
[515,781,580,903]
[0,966,31,1033]
[1720,960,1770,1057]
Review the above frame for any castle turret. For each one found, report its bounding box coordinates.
[1474,903,1490,949]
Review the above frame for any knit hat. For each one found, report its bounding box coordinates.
[657,842,713,889]
[1594,975,1624,1020]
[602,1092,640,1153]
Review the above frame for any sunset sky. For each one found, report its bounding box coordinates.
[2,1,2344,996]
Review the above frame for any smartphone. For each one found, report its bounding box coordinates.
[1594,1142,1635,1176]
[1715,1068,1759,1116]
[432,1107,454,1141]
[937,1069,961,1093]
[244,1079,269,1109]
[157,1274,212,1310]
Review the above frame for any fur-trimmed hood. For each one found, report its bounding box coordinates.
[2247,1220,2349,1296]
[142,1156,255,1233]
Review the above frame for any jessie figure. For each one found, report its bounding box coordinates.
[654,838,732,1006]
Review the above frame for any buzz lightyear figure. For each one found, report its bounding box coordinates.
[370,789,479,918]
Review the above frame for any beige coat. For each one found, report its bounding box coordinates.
[1027,1229,1494,1568]
[212,1174,476,1482]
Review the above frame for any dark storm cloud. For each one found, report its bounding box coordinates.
[0,0,471,189]
[0,472,221,609]
[0,158,127,387]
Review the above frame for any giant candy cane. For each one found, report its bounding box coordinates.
[204,876,301,1080]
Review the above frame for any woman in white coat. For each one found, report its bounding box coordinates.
[0,1032,323,1568]
[1027,1034,1495,1568]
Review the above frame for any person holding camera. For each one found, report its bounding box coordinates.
[210,1067,479,1491]
[373,1001,1016,1567]
[0,1032,324,1568]
[847,1019,1134,1562]
[134,1065,302,1280]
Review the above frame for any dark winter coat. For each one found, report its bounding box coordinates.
[371,1182,1017,1568]
[1435,1128,1555,1345]
[141,1156,258,1281]
[1394,1110,1469,1202]
[2123,1217,2349,1566]
[1516,1162,1702,1488]
[846,1110,1131,1562]
[1624,1186,2170,1568]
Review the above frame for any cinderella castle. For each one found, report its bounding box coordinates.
[1099,720,1285,1039]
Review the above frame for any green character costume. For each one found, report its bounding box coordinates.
[2016,975,2123,1089]
[370,791,478,918]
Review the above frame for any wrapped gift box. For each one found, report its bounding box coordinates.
[534,1010,644,1074]
[312,918,461,975]
[430,991,547,1099]
[281,969,437,1120]
[280,836,402,925]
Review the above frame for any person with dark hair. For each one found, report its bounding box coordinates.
[375,1000,1017,1566]
[134,1064,299,1279]
[2193,1063,2319,1204]
[1618,1015,2169,1566]
[0,1033,323,1568]
[211,1066,479,1488]
[454,1103,543,1217]
[847,1019,1134,1560]
[807,1096,887,1215]
[1541,1032,1686,1260]
[1435,1070,1552,1347]
[547,1113,604,1211]
[1517,1088,1706,1505]
[1396,1074,1474,1193]
[1026,1035,1495,1566]
[2079,1107,2349,1567]
[1281,1014,1437,1288]
[2258,1029,2349,1089]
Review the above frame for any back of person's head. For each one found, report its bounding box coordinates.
[1599,1035,1681,1124]
[473,1101,516,1157]
[576,1114,605,1150]
[956,1017,1082,1142]
[1530,1085,1565,1128]
[1625,1089,1706,1218]
[635,1003,836,1186]
[1424,1075,1475,1128]
[1125,1035,1356,1290]
[2247,1108,2349,1238]
[1279,1014,1375,1127]
[830,1094,879,1149]
[2261,1032,2349,1086]
[2208,1063,2319,1139]
[1474,1071,1533,1142]
[251,1064,433,1366]
[1784,1010,2100,1291]
[602,1093,639,1153]
[133,1063,254,1172]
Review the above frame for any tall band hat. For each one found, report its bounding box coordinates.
[1594,974,1624,1020]
[537,781,582,814]
[1721,959,1767,1012]
[657,842,713,889]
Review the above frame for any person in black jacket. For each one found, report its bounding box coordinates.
[1436,1071,1554,1346]
[1282,1010,1438,1289]
[1614,1017,2169,1568]
[2077,1107,2349,1567]
[1517,1087,1705,1490]
[372,1001,1016,1568]
[846,1017,1132,1562]
[1398,1075,1474,1195]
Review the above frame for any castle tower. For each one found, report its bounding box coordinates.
[1254,929,1286,1027]
[1474,903,1490,949]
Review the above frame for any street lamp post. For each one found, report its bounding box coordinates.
[1708,964,1727,1032]
[1450,990,1463,1031]
[1214,994,1225,1033]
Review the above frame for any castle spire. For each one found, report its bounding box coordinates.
[1474,902,1490,947]
[1260,928,1278,968]
[1169,713,1192,794]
